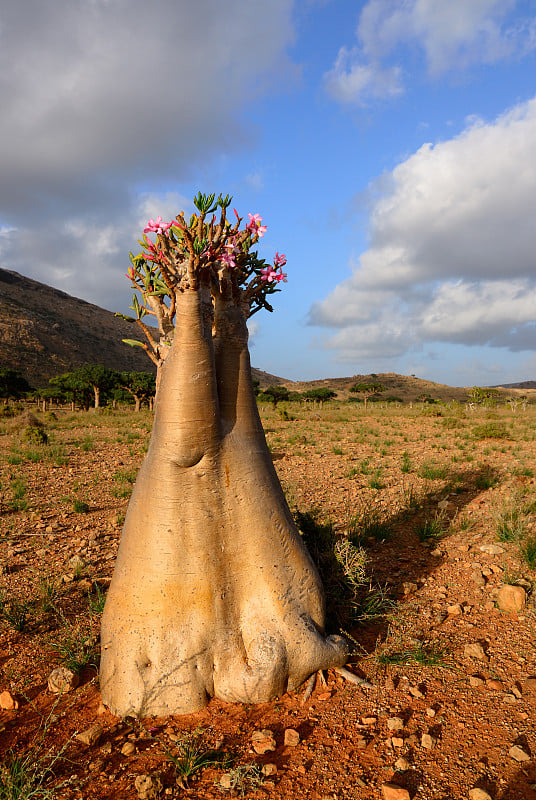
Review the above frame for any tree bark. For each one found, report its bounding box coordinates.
[100,287,346,717]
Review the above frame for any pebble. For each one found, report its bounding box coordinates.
[391,737,404,748]
[447,603,463,615]
[421,733,436,749]
[469,676,485,687]
[121,742,136,756]
[469,789,492,800]
[394,757,410,771]
[47,667,79,694]
[523,677,536,694]
[496,584,526,613]
[134,773,163,799]
[251,729,276,754]
[220,774,233,789]
[471,571,487,587]
[0,690,19,710]
[387,717,404,731]
[76,724,103,746]
[409,685,425,699]
[261,763,277,776]
[284,728,300,747]
[509,745,531,762]
[479,544,504,555]
[464,643,487,661]
[381,783,411,800]
[486,679,503,691]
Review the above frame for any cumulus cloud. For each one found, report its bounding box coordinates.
[0,0,294,306]
[309,96,536,361]
[324,0,536,103]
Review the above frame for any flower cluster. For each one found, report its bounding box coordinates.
[144,216,173,235]
[260,252,287,283]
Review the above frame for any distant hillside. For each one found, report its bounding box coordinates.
[0,268,285,389]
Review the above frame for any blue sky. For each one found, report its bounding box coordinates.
[1,1,536,386]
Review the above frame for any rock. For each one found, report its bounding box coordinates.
[409,685,425,699]
[471,571,487,587]
[469,676,485,687]
[421,733,436,749]
[426,707,436,717]
[76,724,103,746]
[464,643,487,660]
[479,544,504,555]
[134,774,163,799]
[392,737,404,748]
[284,728,300,746]
[394,757,410,771]
[387,717,404,731]
[447,603,463,615]
[403,582,418,595]
[251,729,276,754]
[523,677,536,694]
[486,679,503,691]
[219,774,233,789]
[0,691,19,710]
[381,783,411,800]
[509,745,531,762]
[121,742,136,756]
[47,667,79,694]
[469,789,492,800]
[261,763,277,776]
[68,554,86,572]
[497,585,526,613]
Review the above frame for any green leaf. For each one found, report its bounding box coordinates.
[122,339,147,348]
[114,313,136,322]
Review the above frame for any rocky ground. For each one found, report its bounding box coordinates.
[1,400,536,800]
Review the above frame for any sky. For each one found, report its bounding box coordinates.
[1,0,536,387]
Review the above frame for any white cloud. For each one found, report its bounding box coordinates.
[0,0,295,308]
[310,95,536,361]
[324,0,535,103]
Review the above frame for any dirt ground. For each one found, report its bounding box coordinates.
[1,399,536,800]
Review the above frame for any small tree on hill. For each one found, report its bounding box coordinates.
[304,388,336,406]
[349,381,385,411]
[100,193,347,718]
[259,385,290,407]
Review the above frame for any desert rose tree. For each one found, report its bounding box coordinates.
[100,193,347,717]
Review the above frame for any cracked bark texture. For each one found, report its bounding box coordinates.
[100,287,347,717]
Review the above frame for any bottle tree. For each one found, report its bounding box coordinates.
[100,194,347,717]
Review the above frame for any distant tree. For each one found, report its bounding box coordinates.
[49,371,93,410]
[0,368,31,402]
[260,385,290,407]
[469,386,501,407]
[252,378,261,396]
[349,381,385,411]
[304,388,337,406]
[71,364,119,408]
[120,371,156,411]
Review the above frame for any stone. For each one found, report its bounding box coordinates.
[486,679,503,691]
[469,789,492,800]
[426,707,436,717]
[464,643,487,660]
[392,737,404,748]
[403,582,418,595]
[121,742,136,756]
[394,757,410,771]
[479,544,504,555]
[76,724,103,746]
[523,677,536,694]
[251,729,276,754]
[261,763,277,776]
[509,745,531,762]
[409,685,425,699]
[421,733,436,749]
[447,603,463,615]
[219,774,233,789]
[387,717,404,731]
[47,667,79,694]
[381,783,411,800]
[134,774,163,799]
[469,676,485,687]
[68,554,86,572]
[471,571,487,587]
[497,584,526,613]
[0,691,19,710]
[284,728,300,746]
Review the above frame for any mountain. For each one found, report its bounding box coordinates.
[0,268,285,389]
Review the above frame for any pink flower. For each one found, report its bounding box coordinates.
[144,216,172,235]
[248,213,267,238]
[273,252,287,268]
[260,266,278,282]
[274,271,287,283]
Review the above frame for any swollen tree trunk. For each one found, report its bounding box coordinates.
[100,287,346,717]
